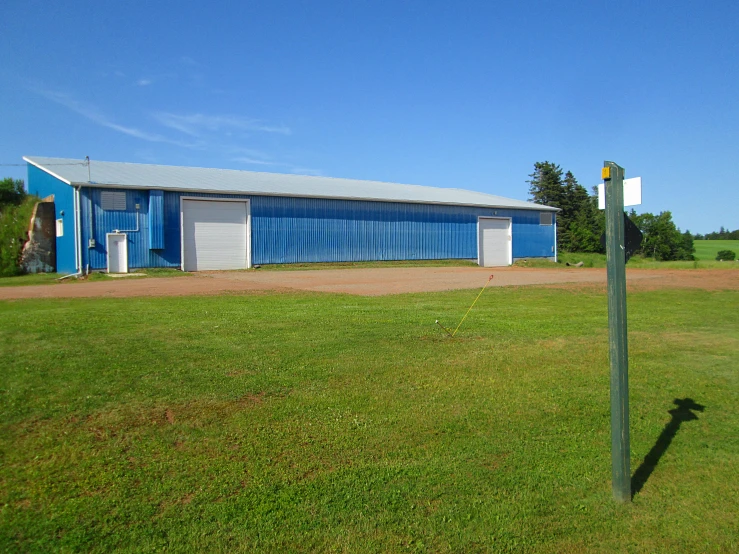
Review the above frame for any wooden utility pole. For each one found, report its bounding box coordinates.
[603,161,631,503]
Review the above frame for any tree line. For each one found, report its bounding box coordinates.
[694,227,739,240]
[0,178,26,207]
[527,161,695,261]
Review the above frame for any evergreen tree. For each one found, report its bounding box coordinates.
[568,189,604,253]
[527,161,564,207]
[560,171,596,251]
[678,230,695,260]
[528,162,601,252]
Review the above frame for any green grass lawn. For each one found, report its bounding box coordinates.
[0,268,192,287]
[694,240,739,261]
[1,286,737,552]
[0,273,65,287]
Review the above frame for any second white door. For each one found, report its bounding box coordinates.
[478,218,511,267]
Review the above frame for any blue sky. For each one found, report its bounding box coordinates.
[1,0,737,233]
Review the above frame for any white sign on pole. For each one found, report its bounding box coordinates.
[598,177,642,209]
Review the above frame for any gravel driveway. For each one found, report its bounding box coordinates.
[1,267,736,300]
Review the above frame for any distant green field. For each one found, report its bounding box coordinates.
[694,240,739,261]
[1,287,738,552]
[517,251,738,269]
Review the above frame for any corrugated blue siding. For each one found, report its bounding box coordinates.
[148,190,164,249]
[26,164,77,273]
[252,197,555,263]
[79,188,556,270]
[511,209,556,258]
[253,197,473,263]
[80,188,181,270]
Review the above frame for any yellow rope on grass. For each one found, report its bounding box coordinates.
[452,274,494,337]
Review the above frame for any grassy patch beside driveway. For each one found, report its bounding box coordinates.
[1,287,737,552]
[0,268,191,287]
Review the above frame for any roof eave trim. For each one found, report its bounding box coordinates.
[70,181,558,210]
[23,157,73,185]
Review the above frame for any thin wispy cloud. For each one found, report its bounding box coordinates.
[133,149,160,163]
[31,85,312,173]
[154,112,291,137]
[230,151,322,176]
[33,88,197,148]
[234,147,271,158]
[231,148,280,167]
[289,167,323,176]
[232,157,279,166]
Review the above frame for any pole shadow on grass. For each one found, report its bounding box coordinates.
[631,398,705,497]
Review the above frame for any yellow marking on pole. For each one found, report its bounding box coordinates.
[452,274,494,337]
[602,166,611,180]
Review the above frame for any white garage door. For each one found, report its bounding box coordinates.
[182,199,250,271]
[478,217,511,267]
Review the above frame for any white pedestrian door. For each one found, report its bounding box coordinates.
[478,218,510,267]
[107,233,128,273]
[182,200,249,271]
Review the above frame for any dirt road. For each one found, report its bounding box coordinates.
[1,267,737,300]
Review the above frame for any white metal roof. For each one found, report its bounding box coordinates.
[23,156,557,211]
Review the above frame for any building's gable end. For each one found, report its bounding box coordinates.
[26,163,77,274]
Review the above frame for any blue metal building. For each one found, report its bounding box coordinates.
[24,157,558,274]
